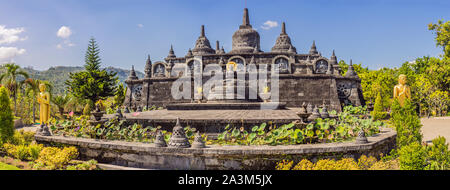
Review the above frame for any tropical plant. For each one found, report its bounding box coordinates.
[0,63,29,115]
[0,86,14,144]
[51,94,71,117]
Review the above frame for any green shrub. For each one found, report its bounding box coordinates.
[391,99,422,148]
[83,103,91,116]
[398,142,427,170]
[371,91,387,120]
[11,130,35,146]
[36,146,78,170]
[425,136,450,170]
[357,155,378,170]
[292,159,314,170]
[0,87,14,144]
[66,160,99,170]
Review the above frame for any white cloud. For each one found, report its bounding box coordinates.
[137,24,144,28]
[0,25,27,44]
[261,20,278,30]
[0,47,26,62]
[57,26,72,39]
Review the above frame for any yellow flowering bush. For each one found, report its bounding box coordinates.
[275,160,294,170]
[2,143,43,161]
[368,159,399,170]
[312,159,337,170]
[357,155,378,170]
[292,159,314,170]
[36,146,78,170]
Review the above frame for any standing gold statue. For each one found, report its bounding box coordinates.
[393,74,411,106]
[37,83,50,125]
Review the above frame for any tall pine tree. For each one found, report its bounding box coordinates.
[66,38,118,107]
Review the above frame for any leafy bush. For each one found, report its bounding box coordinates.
[275,160,294,170]
[0,86,14,144]
[276,155,400,170]
[368,159,399,170]
[2,143,43,161]
[425,136,450,170]
[10,130,35,146]
[357,155,378,170]
[292,159,314,170]
[391,99,422,148]
[66,160,99,170]
[398,142,427,170]
[35,146,78,170]
[371,91,387,120]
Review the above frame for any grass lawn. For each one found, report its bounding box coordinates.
[0,162,21,170]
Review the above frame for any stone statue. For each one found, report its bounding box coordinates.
[37,83,50,125]
[393,74,411,106]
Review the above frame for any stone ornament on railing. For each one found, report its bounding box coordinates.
[168,118,191,148]
[192,131,206,148]
[320,103,329,119]
[154,131,167,148]
[355,129,369,144]
[307,105,321,122]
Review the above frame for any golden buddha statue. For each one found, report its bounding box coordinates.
[226,61,237,71]
[37,83,50,125]
[393,74,411,106]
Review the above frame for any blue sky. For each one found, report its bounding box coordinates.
[0,0,449,71]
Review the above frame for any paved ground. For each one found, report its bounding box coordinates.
[421,117,450,144]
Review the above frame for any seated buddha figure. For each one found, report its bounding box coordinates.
[393,74,411,106]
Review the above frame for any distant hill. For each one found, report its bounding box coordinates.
[1,65,144,95]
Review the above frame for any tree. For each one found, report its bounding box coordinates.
[371,90,386,120]
[51,94,70,117]
[428,19,450,58]
[0,86,14,144]
[113,83,126,108]
[0,63,29,115]
[65,38,118,108]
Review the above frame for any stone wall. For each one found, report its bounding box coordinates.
[35,128,396,170]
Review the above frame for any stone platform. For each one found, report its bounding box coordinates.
[113,108,301,134]
[35,128,396,170]
[166,102,286,110]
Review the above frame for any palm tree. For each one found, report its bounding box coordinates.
[24,79,52,124]
[0,63,29,115]
[51,94,70,117]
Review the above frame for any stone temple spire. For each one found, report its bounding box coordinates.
[186,48,193,57]
[309,41,318,55]
[271,22,296,53]
[192,25,215,55]
[128,65,138,80]
[230,8,260,53]
[330,50,337,65]
[215,41,220,54]
[167,45,176,58]
[345,59,358,77]
[241,8,251,28]
[144,55,152,78]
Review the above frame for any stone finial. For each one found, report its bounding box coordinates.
[216,41,220,53]
[306,102,313,113]
[144,55,152,78]
[201,25,205,37]
[242,8,251,27]
[186,48,193,57]
[127,65,138,80]
[220,46,226,54]
[192,131,206,148]
[154,131,167,147]
[281,22,286,35]
[320,103,330,118]
[168,118,191,148]
[307,105,321,122]
[309,40,318,55]
[136,106,142,112]
[345,59,358,77]
[330,50,337,65]
[326,61,333,75]
[167,45,176,58]
[355,129,369,144]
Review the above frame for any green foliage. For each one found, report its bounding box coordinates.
[0,87,14,144]
[277,156,400,170]
[398,142,427,170]
[113,83,126,108]
[428,19,450,58]
[0,63,29,115]
[83,103,91,116]
[371,91,386,120]
[51,94,71,116]
[425,136,450,170]
[391,99,422,148]
[33,146,78,170]
[66,160,99,170]
[65,38,118,105]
